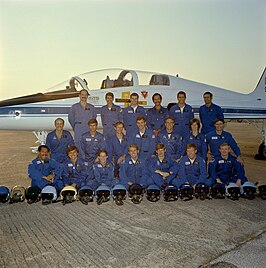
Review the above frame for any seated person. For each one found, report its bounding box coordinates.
[172,144,211,188]
[129,116,156,160]
[107,122,129,178]
[184,118,207,160]
[148,144,178,188]
[93,150,118,191]
[157,116,184,162]
[208,143,248,186]
[205,118,243,164]
[61,146,92,190]
[28,145,63,191]
[119,144,150,190]
[46,118,74,163]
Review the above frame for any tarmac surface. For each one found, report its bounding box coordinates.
[0,122,265,268]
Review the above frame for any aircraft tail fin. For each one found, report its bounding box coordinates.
[251,67,266,99]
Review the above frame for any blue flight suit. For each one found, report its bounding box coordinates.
[205,130,241,158]
[172,155,209,188]
[148,156,178,188]
[62,158,92,189]
[199,103,224,135]
[122,105,146,137]
[68,102,97,151]
[100,104,123,138]
[119,156,150,190]
[28,157,63,191]
[169,104,194,138]
[208,154,247,185]
[129,128,156,160]
[157,130,184,161]
[45,130,74,163]
[93,161,118,192]
[107,134,129,171]
[183,132,207,160]
[81,131,106,174]
[146,106,168,132]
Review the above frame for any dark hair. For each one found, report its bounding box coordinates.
[189,118,201,130]
[79,89,89,96]
[128,144,139,152]
[66,146,79,155]
[38,145,50,152]
[55,118,65,125]
[152,93,162,102]
[186,143,197,151]
[203,91,213,98]
[165,116,175,123]
[105,92,114,99]
[130,93,139,99]
[177,91,186,98]
[136,116,146,122]
[214,118,224,124]
[88,118,98,125]
[220,142,230,149]
[97,149,108,157]
[156,143,166,151]
[114,121,124,127]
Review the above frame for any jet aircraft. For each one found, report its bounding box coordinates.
[0,68,265,158]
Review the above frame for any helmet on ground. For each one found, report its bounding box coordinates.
[78,185,94,205]
[25,186,41,204]
[257,183,266,200]
[241,182,256,200]
[128,183,144,204]
[0,186,10,203]
[210,183,226,199]
[96,185,111,205]
[226,183,240,200]
[194,183,210,200]
[60,185,78,205]
[10,185,26,203]
[179,183,194,201]
[146,184,161,202]
[112,184,127,206]
[163,184,178,202]
[41,185,57,205]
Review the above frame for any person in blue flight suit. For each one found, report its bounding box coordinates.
[106,122,129,177]
[208,143,248,186]
[129,116,156,160]
[119,144,150,190]
[199,92,224,135]
[146,93,168,137]
[93,150,119,192]
[68,89,97,152]
[100,92,123,138]
[148,143,178,188]
[171,144,211,188]
[81,119,106,176]
[28,145,63,191]
[61,146,93,189]
[45,118,74,163]
[122,93,146,138]
[205,118,244,165]
[157,116,184,162]
[183,118,207,160]
[169,91,194,139]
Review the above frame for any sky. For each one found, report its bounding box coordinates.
[0,0,265,100]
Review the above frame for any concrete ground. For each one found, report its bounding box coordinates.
[0,122,265,268]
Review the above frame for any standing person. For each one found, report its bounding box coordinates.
[119,144,150,190]
[199,92,224,135]
[61,146,92,189]
[122,93,146,138]
[68,89,97,151]
[146,93,168,136]
[205,118,243,164]
[46,118,74,163]
[107,122,129,177]
[100,92,123,138]
[157,116,184,162]
[28,145,63,191]
[169,91,194,139]
[81,119,106,177]
[130,116,156,160]
[184,118,207,160]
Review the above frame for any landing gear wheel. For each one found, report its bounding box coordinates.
[254,142,266,160]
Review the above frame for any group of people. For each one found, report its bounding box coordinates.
[25,89,256,204]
